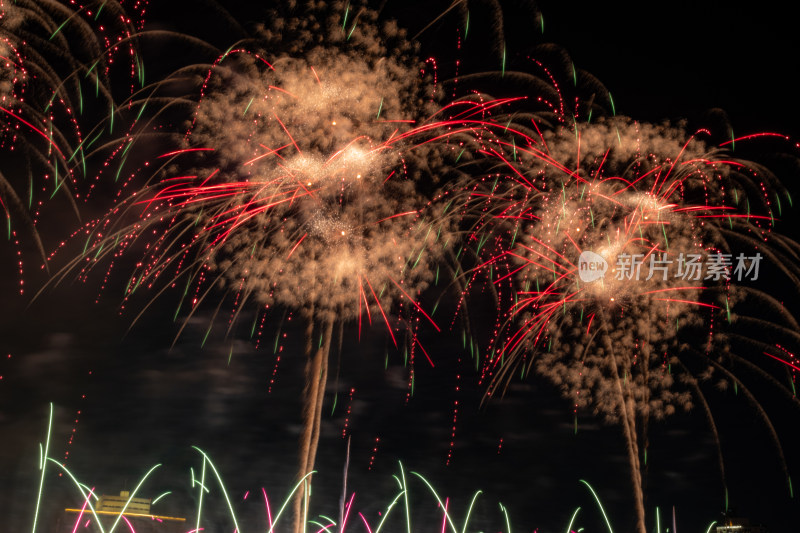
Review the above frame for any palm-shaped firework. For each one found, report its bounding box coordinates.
[158,51,455,531]
[459,112,799,533]
[57,4,471,531]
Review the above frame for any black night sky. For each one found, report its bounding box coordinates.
[2,2,800,533]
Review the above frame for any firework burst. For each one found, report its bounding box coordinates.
[453,110,799,533]
[49,4,480,531]
[30,4,800,533]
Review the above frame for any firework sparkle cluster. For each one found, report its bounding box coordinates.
[4,2,800,533]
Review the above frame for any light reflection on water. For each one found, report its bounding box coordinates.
[0,306,782,533]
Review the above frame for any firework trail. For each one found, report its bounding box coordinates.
[453,94,800,533]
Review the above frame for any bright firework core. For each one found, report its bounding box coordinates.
[473,118,783,424]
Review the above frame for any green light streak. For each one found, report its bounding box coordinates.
[309,520,333,533]
[86,59,100,77]
[400,463,411,533]
[656,506,661,533]
[152,491,171,505]
[412,247,425,269]
[266,472,316,533]
[194,456,206,533]
[106,464,162,533]
[579,480,614,533]
[45,460,104,533]
[249,312,258,339]
[219,44,236,62]
[50,160,65,199]
[565,507,581,533]
[113,153,129,183]
[500,502,511,533]
[460,491,482,533]
[373,491,404,533]
[136,53,145,87]
[201,320,213,347]
[50,8,84,40]
[191,448,241,533]
[409,472,458,533]
[32,403,53,533]
[68,132,93,164]
[726,296,731,323]
[84,128,106,152]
